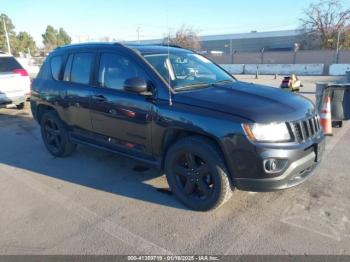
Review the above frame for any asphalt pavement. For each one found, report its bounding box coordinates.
[0,77,349,255]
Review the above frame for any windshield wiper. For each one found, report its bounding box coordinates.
[175,82,211,91]
[212,79,234,85]
[174,79,234,91]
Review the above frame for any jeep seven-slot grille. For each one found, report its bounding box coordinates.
[291,116,321,143]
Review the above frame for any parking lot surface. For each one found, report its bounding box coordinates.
[1,76,350,255]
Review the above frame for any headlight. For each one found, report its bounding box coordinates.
[242,123,291,142]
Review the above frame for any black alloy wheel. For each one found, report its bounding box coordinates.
[165,136,233,211]
[40,110,76,157]
[174,152,213,199]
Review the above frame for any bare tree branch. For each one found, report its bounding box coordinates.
[163,25,201,51]
[300,0,350,49]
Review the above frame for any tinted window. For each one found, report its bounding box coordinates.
[50,56,63,80]
[71,53,94,85]
[63,54,73,82]
[0,57,23,72]
[98,53,147,90]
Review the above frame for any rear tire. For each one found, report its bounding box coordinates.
[332,121,343,128]
[40,110,76,157]
[16,102,25,110]
[164,136,233,211]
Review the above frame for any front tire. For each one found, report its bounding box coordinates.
[164,136,233,211]
[40,110,76,157]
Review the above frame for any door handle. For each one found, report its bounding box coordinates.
[92,95,107,102]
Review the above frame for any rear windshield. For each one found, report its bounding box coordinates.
[0,57,23,72]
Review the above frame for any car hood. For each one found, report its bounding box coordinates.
[173,81,316,123]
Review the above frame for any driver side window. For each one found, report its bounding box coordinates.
[98,53,147,91]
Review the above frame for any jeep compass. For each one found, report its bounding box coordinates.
[30,43,325,211]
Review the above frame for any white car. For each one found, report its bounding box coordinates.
[0,53,31,109]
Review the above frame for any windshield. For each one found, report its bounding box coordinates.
[143,52,235,91]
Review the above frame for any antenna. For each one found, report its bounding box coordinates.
[166,5,173,106]
[167,30,173,106]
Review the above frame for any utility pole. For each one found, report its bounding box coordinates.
[230,39,233,64]
[293,43,300,64]
[336,29,342,64]
[2,17,11,55]
[261,48,265,64]
[136,26,141,44]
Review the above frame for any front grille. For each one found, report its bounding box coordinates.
[290,115,321,143]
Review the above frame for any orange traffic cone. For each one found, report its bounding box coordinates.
[320,95,333,136]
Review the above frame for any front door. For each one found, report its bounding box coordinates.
[90,52,154,158]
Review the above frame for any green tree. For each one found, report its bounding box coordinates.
[15,31,37,56]
[57,28,72,46]
[42,25,71,52]
[42,25,58,51]
[0,13,17,53]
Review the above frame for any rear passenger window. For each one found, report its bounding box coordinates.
[37,60,51,80]
[70,53,94,85]
[98,53,147,90]
[50,56,63,80]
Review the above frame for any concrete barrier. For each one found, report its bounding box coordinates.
[329,64,350,76]
[242,64,324,76]
[219,64,324,76]
[221,64,244,74]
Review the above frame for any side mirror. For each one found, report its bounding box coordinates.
[124,77,148,94]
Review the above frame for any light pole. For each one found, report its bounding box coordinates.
[293,43,300,64]
[2,17,11,55]
[336,29,342,64]
[261,48,265,64]
[136,26,141,44]
[230,39,234,64]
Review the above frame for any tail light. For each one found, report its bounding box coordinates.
[13,69,29,77]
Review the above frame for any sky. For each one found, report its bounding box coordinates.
[1,0,325,46]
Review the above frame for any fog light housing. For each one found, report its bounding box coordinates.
[263,158,288,174]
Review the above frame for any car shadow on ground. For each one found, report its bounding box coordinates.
[0,109,188,211]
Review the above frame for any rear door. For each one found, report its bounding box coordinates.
[0,56,30,104]
[62,52,96,139]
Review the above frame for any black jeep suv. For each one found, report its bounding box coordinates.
[31,43,325,211]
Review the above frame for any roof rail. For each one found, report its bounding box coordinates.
[53,42,126,51]
[157,43,183,49]
[113,42,125,47]
[126,43,185,49]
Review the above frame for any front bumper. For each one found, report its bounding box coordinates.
[233,149,321,192]
[225,132,325,192]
